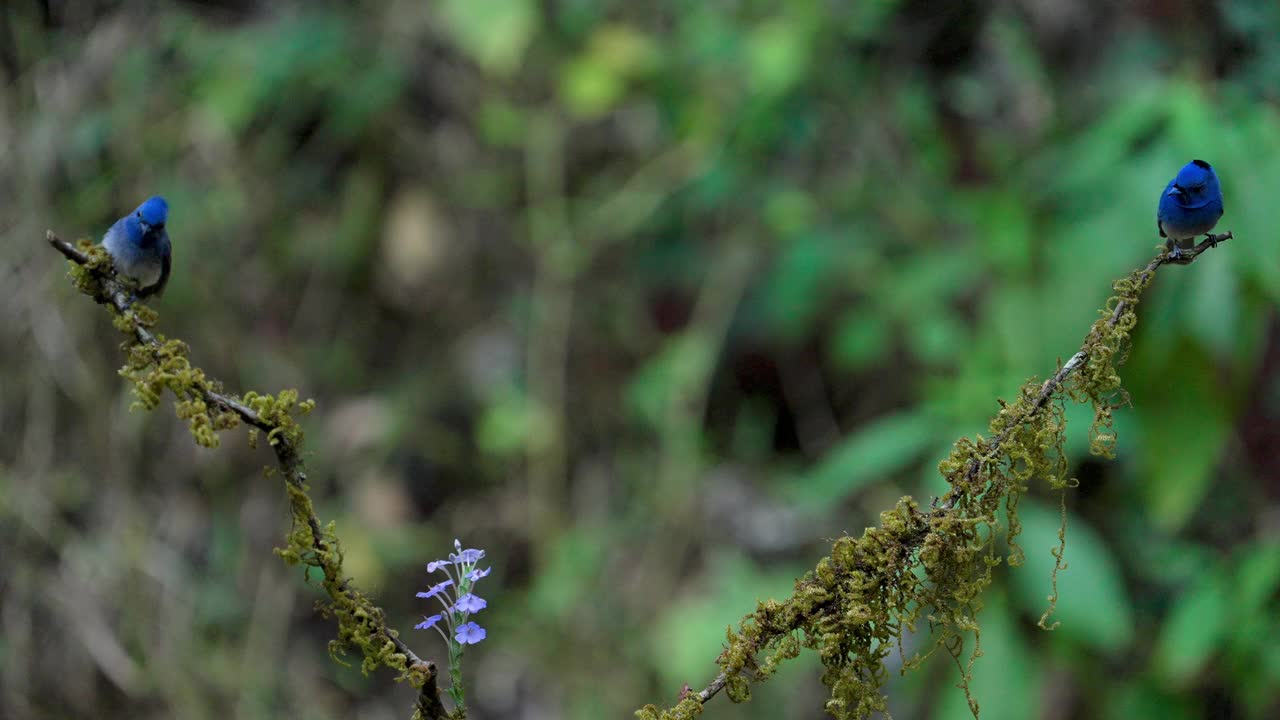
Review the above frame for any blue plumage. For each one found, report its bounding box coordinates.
[102,196,172,297]
[1157,160,1223,259]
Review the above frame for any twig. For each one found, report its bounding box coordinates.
[675,229,1232,709]
[46,231,448,718]
[946,230,1231,508]
[691,673,730,704]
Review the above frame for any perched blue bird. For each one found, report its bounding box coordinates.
[1157,160,1223,259]
[102,196,171,297]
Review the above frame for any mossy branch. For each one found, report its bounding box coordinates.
[636,232,1233,720]
[49,226,1232,720]
[45,231,454,720]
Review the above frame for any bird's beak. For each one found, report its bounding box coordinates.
[1166,186,1183,197]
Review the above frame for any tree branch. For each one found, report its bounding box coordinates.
[666,230,1232,713]
[46,231,450,719]
[52,225,1231,719]
[949,230,1231,505]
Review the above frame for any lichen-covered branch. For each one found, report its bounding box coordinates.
[45,231,452,720]
[636,232,1232,720]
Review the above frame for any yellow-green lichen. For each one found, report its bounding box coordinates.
[635,696,706,720]
[68,240,113,295]
[271,449,420,685]
[117,336,241,447]
[242,389,315,449]
[61,242,241,449]
[59,240,437,713]
[639,255,1165,720]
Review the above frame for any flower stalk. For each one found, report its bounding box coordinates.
[415,539,491,713]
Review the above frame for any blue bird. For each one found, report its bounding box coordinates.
[1157,160,1223,260]
[102,196,172,297]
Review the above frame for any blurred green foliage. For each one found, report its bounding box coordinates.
[2,1,1279,719]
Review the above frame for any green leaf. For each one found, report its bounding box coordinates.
[757,234,836,339]
[747,19,810,96]
[477,388,551,456]
[1223,538,1280,661]
[786,412,935,505]
[763,188,817,236]
[1184,244,1239,358]
[1134,351,1231,530]
[559,56,624,117]
[439,0,537,76]
[883,250,982,317]
[1153,566,1232,683]
[1233,540,1280,617]
[1104,683,1198,720]
[905,308,968,367]
[969,191,1034,278]
[625,336,714,430]
[830,308,891,371]
[1008,501,1134,653]
[527,528,607,621]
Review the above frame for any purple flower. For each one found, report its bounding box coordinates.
[453,593,487,613]
[454,621,486,645]
[445,538,487,565]
[414,614,443,630]
[449,548,485,564]
[415,579,453,600]
[414,540,493,661]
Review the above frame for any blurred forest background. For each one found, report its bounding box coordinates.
[2,1,1279,719]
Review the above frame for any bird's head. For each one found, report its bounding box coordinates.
[134,196,169,234]
[1167,159,1219,202]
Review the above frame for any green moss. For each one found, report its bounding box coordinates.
[242,389,315,448]
[640,256,1163,719]
[61,234,1173,720]
[1067,267,1152,458]
[635,696,706,720]
[60,248,427,700]
[117,336,240,447]
[68,241,113,295]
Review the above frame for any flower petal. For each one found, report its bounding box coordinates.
[454,593,488,613]
[414,614,443,631]
[454,621,486,645]
[415,579,454,600]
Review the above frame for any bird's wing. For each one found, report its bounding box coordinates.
[1157,180,1174,238]
[151,233,172,297]
[101,217,125,249]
